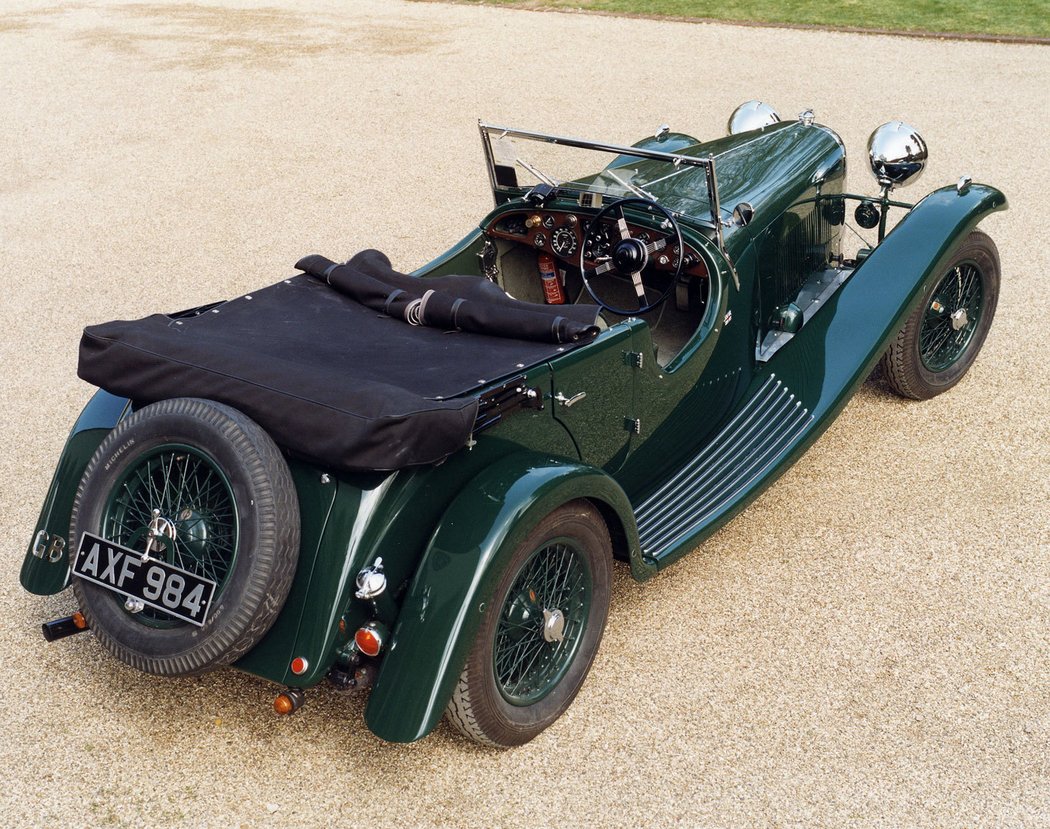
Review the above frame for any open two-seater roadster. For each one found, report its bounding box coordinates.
[21,103,1005,745]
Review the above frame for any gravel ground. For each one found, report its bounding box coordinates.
[1,2,1048,827]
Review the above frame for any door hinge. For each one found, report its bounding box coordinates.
[624,351,644,369]
[624,417,641,434]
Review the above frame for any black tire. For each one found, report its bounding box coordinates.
[880,230,1000,400]
[445,500,612,746]
[71,398,299,676]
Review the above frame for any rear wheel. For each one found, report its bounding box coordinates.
[71,398,299,676]
[880,230,1000,400]
[445,501,612,746]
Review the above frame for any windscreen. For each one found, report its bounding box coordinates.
[481,125,719,227]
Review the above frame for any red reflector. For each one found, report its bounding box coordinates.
[72,611,88,630]
[290,657,309,675]
[355,626,383,657]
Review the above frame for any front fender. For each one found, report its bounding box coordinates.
[20,390,129,595]
[805,182,1007,416]
[364,451,644,743]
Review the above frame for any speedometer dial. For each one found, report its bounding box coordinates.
[551,227,578,258]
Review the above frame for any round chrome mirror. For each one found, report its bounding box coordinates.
[727,101,781,135]
[867,121,928,189]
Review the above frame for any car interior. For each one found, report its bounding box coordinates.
[481,205,711,367]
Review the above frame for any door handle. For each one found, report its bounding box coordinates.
[554,391,587,408]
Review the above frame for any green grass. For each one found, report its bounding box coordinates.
[463,0,1050,38]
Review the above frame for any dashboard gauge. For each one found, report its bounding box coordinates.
[543,215,555,229]
[533,233,546,248]
[583,222,611,258]
[551,227,578,257]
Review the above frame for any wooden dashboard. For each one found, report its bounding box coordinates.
[483,208,709,279]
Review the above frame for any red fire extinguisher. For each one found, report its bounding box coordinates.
[538,253,565,305]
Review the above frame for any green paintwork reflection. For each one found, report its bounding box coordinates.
[364,452,643,743]
[235,363,583,689]
[614,237,738,495]
[20,390,129,596]
[606,131,702,168]
[550,322,637,472]
[645,183,1006,572]
[230,461,342,684]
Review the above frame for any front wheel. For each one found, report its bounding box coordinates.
[445,501,613,746]
[880,230,1000,400]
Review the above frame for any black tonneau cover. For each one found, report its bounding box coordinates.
[78,253,600,471]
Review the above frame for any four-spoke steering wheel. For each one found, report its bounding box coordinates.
[578,197,684,316]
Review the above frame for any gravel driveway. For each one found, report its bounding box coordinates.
[1,1,1047,826]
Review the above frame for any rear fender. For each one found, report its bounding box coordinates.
[20,390,129,595]
[363,452,646,743]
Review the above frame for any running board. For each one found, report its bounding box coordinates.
[635,374,813,560]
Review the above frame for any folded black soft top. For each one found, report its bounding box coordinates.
[78,252,601,472]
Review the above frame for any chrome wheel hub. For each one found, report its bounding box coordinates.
[950,308,969,331]
[542,608,566,643]
[145,508,177,557]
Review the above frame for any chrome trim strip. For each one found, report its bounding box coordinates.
[635,375,778,515]
[637,395,802,539]
[634,375,814,557]
[479,122,716,168]
[478,119,500,206]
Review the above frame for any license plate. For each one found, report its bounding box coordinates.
[72,532,217,627]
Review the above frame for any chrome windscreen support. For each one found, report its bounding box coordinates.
[477,122,729,267]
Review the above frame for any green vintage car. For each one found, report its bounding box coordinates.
[21,103,1005,746]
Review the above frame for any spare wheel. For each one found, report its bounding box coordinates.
[70,397,299,676]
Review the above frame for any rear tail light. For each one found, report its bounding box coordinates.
[354,622,388,657]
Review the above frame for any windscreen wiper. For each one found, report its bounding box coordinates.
[603,168,656,201]
[516,156,560,188]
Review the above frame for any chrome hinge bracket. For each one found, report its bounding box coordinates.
[624,417,642,434]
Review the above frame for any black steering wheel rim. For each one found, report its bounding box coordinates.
[578,197,684,316]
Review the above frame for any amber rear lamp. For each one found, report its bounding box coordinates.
[274,693,295,715]
[72,612,87,630]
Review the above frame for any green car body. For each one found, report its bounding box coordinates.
[21,114,1006,743]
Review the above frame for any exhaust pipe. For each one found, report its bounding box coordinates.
[41,612,89,642]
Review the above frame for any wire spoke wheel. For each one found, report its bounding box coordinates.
[101,444,238,627]
[71,398,299,676]
[879,230,1000,400]
[445,501,612,747]
[493,540,591,705]
[919,263,984,372]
